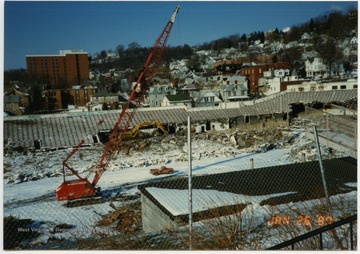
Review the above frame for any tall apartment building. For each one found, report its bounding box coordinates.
[26,50,89,87]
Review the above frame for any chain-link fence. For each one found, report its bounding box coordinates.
[3,110,357,250]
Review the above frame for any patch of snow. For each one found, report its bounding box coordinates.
[3,126,356,248]
[146,187,295,216]
[344,182,357,188]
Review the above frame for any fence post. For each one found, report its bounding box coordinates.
[250,158,254,169]
[326,113,329,148]
[187,116,193,250]
[350,220,354,250]
[313,125,330,207]
[354,123,357,158]
[319,232,323,250]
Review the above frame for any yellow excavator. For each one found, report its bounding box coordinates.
[123,120,168,156]
[122,120,168,139]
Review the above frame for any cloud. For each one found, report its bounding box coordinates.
[330,5,343,12]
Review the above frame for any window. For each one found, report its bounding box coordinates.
[340,85,346,89]
[298,87,304,92]
[353,85,357,89]
[332,86,338,90]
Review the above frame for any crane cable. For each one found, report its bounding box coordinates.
[177,9,181,45]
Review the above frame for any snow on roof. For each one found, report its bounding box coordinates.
[146,187,295,216]
[139,157,357,219]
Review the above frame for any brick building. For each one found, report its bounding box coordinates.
[26,50,89,87]
[45,86,98,109]
[241,62,289,94]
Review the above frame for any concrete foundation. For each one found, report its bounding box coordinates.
[141,194,179,233]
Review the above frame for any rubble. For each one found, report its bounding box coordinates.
[3,113,352,185]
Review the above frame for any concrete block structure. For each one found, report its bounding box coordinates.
[138,157,357,233]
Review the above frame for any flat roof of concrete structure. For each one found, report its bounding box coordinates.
[138,156,357,223]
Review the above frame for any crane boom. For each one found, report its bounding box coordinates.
[56,5,180,202]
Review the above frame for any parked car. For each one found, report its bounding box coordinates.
[150,166,174,175]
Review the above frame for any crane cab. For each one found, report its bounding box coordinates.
[55,179,95,201]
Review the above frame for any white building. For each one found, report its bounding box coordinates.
[144,84,176,107]
[162,94,192,108]
[287,79,357,92]
[259,69,298,96]
[305,58,329,78]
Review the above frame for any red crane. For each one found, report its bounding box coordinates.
[56,5,180,202]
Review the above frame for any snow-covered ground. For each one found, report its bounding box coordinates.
[3,129,357,249]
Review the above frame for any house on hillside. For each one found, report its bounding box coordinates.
[203,78,222,90]
[120,78,130,92]
[224,75,247,86]
[190,90,222,107]
[181,83,201,93]
[215,64,242,75]
[162,94,193,107]
[90,91,122,109]
[144,84,175,107]
[259,69,299,95]
[219,83,249,102]
[305,58,329,78]
[5,85,30,109]
[4,96,22,115]
[153,77,170,85]
[241,62,289,94]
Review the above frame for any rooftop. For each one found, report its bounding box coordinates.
[138,156,357,222]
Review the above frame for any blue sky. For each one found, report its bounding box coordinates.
[4,1,358,70]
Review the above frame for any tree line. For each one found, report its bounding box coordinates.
[196,8,357,52]
[90,43,193,73]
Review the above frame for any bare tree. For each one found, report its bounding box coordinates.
[128,42,141,51]
[116,44,125,55]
